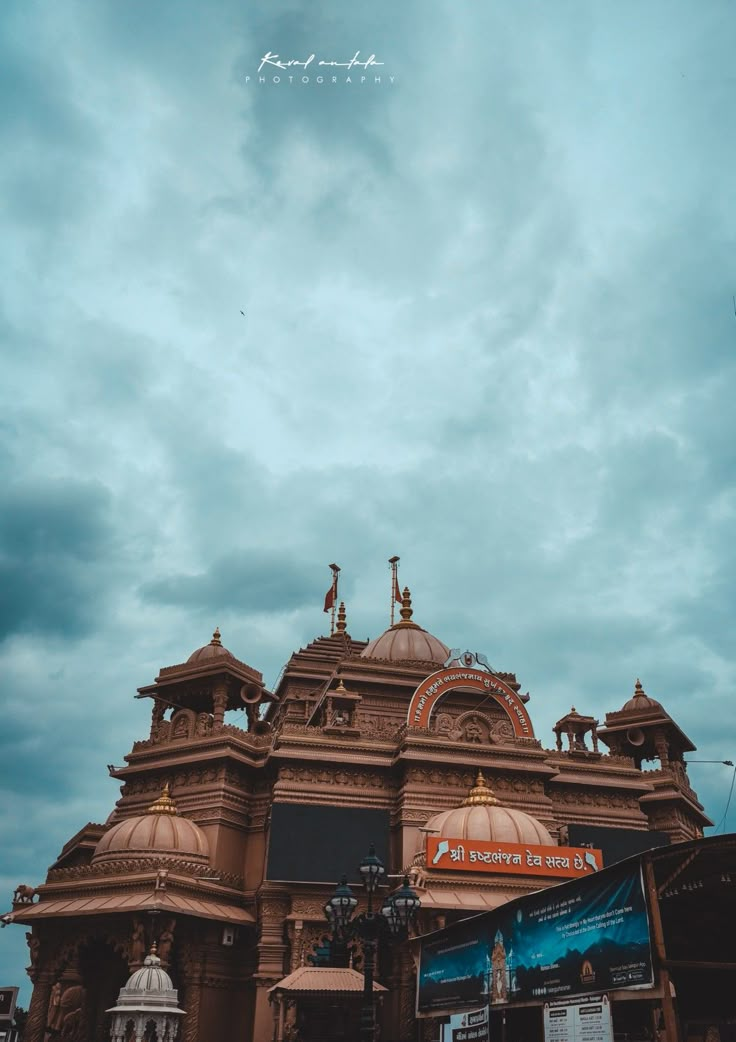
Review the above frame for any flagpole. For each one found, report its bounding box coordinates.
[329,563,340,635]
[389,556,400,626]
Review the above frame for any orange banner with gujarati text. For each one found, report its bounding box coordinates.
[426,836,603,879]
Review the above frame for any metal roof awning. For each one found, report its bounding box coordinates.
[7,891,255,926]
[416,888,515,912]
[269,968,387,996]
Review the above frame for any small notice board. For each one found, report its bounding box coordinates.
[544,994,613,1042]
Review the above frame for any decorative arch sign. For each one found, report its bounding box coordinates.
[407,667,534,738]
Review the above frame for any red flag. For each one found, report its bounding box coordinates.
[323,566,339,613]
[393,576,402,604]
[323,583,336,613]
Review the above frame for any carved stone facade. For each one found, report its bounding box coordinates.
[11,616,710,1042]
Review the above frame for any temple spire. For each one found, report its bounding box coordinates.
[148,783,178,815]
[397,586,414,625]
[462,770,499,807]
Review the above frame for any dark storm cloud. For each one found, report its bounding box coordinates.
[0,481,116,643]
[141,549,322,612]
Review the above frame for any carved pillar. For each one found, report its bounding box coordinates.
[212,683,228,731]
[150,698,166,739]
[253,899,290,1042]
[288,920,304,972]
[182,977,202,1042]
[24,971,54,1042]
[274,993,285,1042]
[56,963,87,1042]
[655,729,670,768]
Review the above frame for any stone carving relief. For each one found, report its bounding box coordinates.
[259,900,291,925]
[357,713,399,739]
[435,713,454,736]
[45,980,86,1042]
[555,788,637,810]
[26,931,41,970]
[170,709,197,741]
[407,767,475,789]
[288,923,333,972]
[490,719,514,741]
[128,920,146,970]
[278,766,385,789]
[122,766,226,797]
[13,884,37,904]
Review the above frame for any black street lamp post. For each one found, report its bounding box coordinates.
[324,845,420,1042]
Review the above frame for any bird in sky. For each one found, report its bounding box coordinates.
[240,310,246,316]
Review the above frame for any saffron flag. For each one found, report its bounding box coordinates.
[323,583,336,613]
[393,576,402,603]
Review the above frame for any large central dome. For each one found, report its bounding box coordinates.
[361,588,449,664]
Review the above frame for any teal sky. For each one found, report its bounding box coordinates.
[2,0,736,1003]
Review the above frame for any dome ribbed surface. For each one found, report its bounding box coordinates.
[621,679,662,713]
[107,952,185,1018]
[425,804,554,846]
[361,587,449,664]
[92,788,209,868]
[361,625,449,663]
[93,814,209,862]
[127,962,175,993]
[187,626,232,664]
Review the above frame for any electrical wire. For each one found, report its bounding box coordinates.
[715,764,736,834]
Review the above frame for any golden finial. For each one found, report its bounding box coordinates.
[634,678,645,697]
[336,602,347,633]
[210,627,222,646]
[148,783,178,815]
[462,769,499,807]
[333,679,348,695]
[398,586,414,625]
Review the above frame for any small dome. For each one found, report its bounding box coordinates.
[361,588,449,664]
[424,771,554,847]
[187,627,232,664]
[92,785,209,868]
[107,947,185,1018]
[126,950,175,994]
[621,679,662,713]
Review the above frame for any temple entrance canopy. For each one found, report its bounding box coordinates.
[406,652,535,738]
[269,968,387,1042]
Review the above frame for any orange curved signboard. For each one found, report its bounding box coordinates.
[407,668,534,737]
[427,836,603,879]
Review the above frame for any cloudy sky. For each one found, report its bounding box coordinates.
[2,0,736,1000]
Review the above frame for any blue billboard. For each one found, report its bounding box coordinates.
[418,863,653,1014]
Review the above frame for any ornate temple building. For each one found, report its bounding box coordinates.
[8,589,711,1042]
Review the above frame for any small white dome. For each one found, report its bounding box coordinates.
[126,953,175,994]
[107,950,185,1018]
